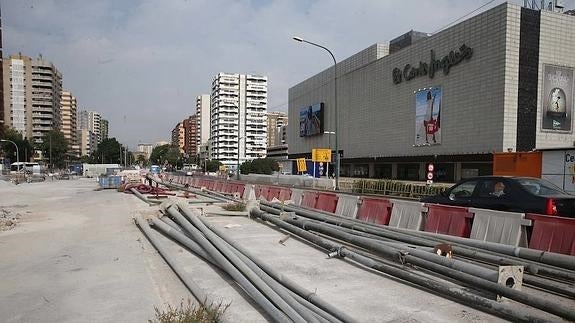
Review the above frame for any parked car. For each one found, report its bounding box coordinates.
[420,176,575,218]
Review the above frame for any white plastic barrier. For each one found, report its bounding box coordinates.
[335,194,360,218]
[290,188,304,205]
[469,208,532,247]
[243,184,256,201]
[389,199,426,230]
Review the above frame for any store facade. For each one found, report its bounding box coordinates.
[288,3,575,182]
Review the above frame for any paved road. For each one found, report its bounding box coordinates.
[0,179,189,323]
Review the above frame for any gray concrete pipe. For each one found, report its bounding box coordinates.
[197,216,358,323]
[249,208,552,323]
[260,203,574,281]
[134,216,220,315]
[165,205,299,323]
[280,214,575,322]
[173,205,315,323]
[157,213,342,323]
[130,188,162,205]
[389,226,575,272]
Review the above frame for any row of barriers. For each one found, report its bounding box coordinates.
[162,174,575,256]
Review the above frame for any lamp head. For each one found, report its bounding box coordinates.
[292,36,304,42]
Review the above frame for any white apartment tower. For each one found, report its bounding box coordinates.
[196,94,210,147]
[78,110,102,142]
[209,73,267,168]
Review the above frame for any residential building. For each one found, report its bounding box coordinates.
[100,119,109,141]
[289,2,575,181]
[78,110,102,143]
[196,94,210,148]
[78,128,98,157]
[60,90,78,157]
[267,111,288,147]
[171,122,185,153]
[137,143,154,160]
[209,73,267,169]
[2,54,62,148]
[183,115,198,157]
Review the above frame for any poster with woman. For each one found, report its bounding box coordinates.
[415,87,442,146]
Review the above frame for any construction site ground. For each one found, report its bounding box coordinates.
[0,178,571,322]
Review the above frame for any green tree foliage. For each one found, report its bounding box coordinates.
[149,145,182,168]
[136,154,147,167]
[41,130,69,169]
[0,126,34,163]
[90,138,124,164]
[240,158,279,175]
[205,160,223,172]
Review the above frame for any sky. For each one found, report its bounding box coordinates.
[3,0,575,148]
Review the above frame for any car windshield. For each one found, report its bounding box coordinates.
[516,178,570,197]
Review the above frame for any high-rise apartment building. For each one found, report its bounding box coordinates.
[209,73,267,168]
[183,115,198,156]
[77,110,103,155]
[100,119,108,141]
[78,110,102,142]
[60,90,78,156]
[196,94,210,147]
[171,122,185,153]
[266,111,288,147]
[3,54,62,147]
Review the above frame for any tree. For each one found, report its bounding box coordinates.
[41,130,69,169]
[90,138,129,164]
[240,158,279,175]
[0,126,34,163]
[136,154,147,167]
[205,160,223,172]
[149,144,182,169]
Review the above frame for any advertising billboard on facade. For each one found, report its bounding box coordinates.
[415,87,442,146]
[299,102,324,137]
[541,65,574,131]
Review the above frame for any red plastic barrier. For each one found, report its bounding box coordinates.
[424,204,473,238]
[357,197,392,225]
[253,185,264,199]
[301,191,319,208]
[526,213,575,256]
[267,187,282,201]
[278,188,292,202]
[224,182,234,193]
[214,181,224,192]
[259,186,271,201]
[207,181,216,191]
[315,193,338,213]
[234,184,245,197]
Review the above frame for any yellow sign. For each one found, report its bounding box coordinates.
[312,148,332,162]
[219,165,228,172]
[296,158,307,172]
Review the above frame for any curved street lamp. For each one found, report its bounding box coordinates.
[293,36,340,190]
[1,139,20,173]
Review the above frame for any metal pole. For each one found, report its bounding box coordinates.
[293,36,339,190]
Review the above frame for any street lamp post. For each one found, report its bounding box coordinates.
[1,139,19,174]
[293,36,340,190]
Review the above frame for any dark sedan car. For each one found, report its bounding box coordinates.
[421,176,575,218]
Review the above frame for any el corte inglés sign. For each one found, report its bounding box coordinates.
[392,44,473,84]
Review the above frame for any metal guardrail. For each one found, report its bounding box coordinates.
[339,178,450,199]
